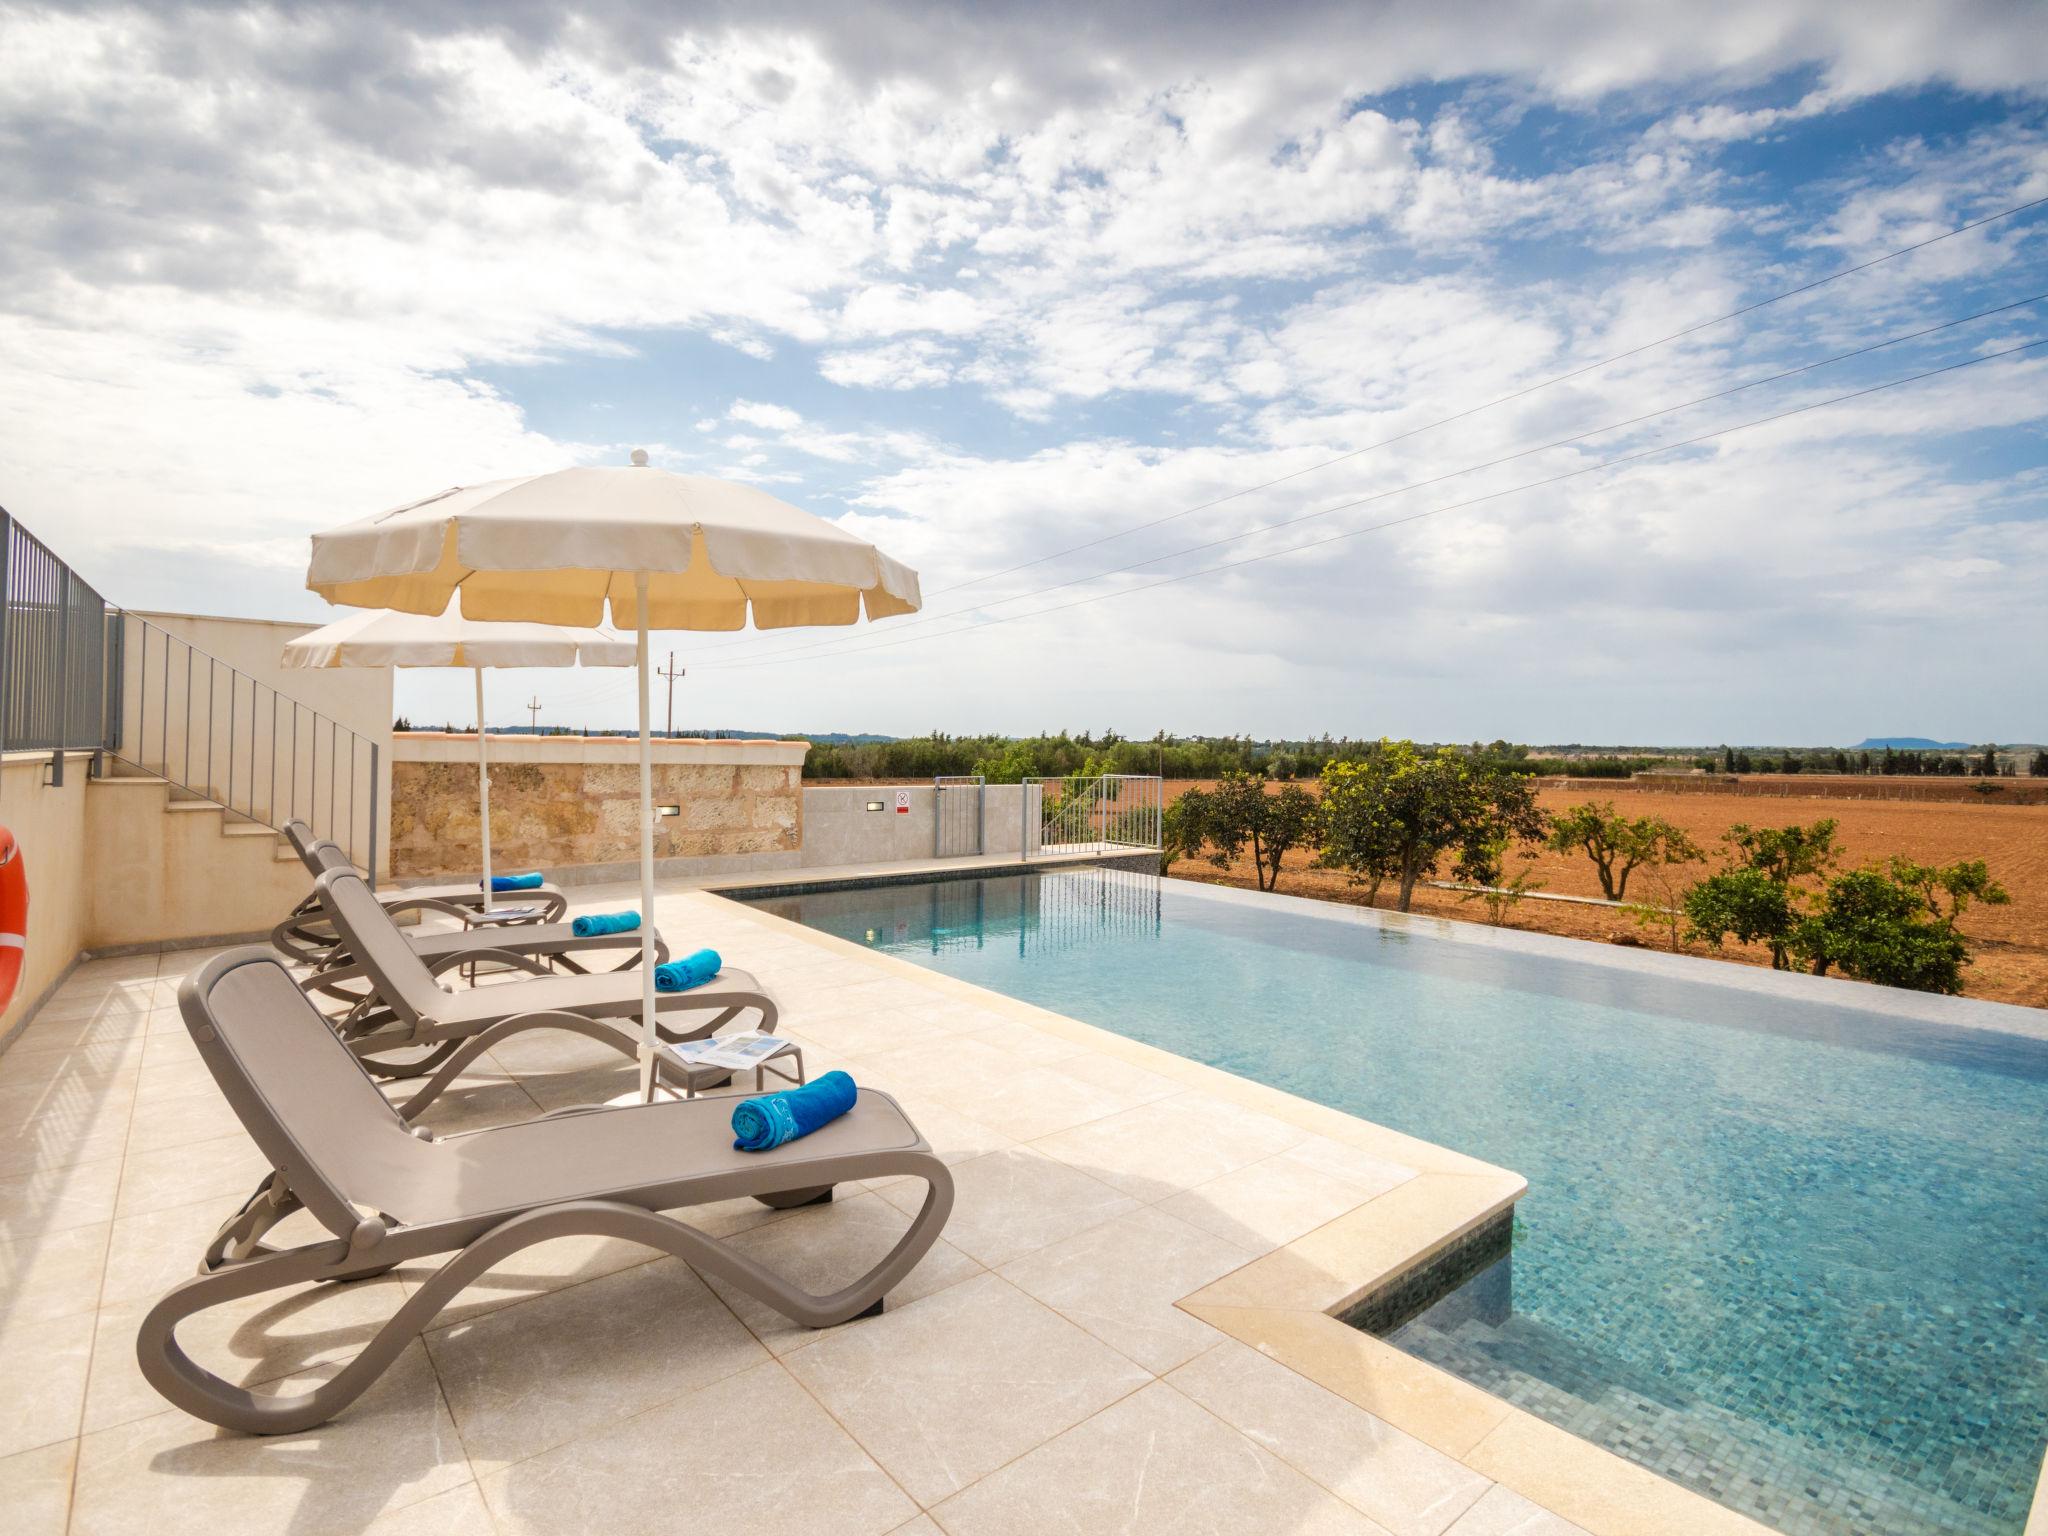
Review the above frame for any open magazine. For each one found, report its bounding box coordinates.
[668,1032,794,1072]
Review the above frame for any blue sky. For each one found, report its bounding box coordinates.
[3,2,2045,744]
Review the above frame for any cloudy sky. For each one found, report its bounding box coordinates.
[4,2,2046,745]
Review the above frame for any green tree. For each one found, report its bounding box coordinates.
[1161,790,1208,866]
[1884,858,2010,933]
[1317,742,1545,911]
[1685,820,1839,968]
[1792,869,1969,993]
[1185,772,1320,892]
[1683,868,1801,967]
[1545,801,1704,902]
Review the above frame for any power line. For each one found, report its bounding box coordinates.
[690,292,2048,671]
[694,188,2048,654]
[703,336,2048,672]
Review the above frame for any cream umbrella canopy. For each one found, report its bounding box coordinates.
[280,605,634,902]
[306,453,922,1098]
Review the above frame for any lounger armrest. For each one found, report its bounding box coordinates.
[393,1010,645,1121]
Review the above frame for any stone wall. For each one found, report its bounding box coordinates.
[388,733,806,880]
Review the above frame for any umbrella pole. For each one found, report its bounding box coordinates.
[635,574,659,1102]
[474,668,494,905]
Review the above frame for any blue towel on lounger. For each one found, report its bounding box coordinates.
[732,1070,857,1152]
[653,948,721,992]
[571,910,640,937]
[487,872,544,892]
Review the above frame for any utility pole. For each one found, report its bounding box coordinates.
[656,652,685,736]
[526,696,542,733]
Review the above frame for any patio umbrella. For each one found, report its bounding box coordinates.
[280,604,633,902]
[304,452,921,1098]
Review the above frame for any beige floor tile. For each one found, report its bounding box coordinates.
[1047,1047,1185,1105]
[427,1256,765,1471]
[958,1063,1145,1142]
[131,1056,223,1102]
[363,1481,500,1536]
[0,1152,124,1238]
[0,1062,137,1123]
[0,1114,132,1181]
[997,1205,1252,1374]
[402,1233,659,1328]
[479,1358,915,1535]
[701,1190,982,1354]
[13,997,154,1047]
[888,1518,942,1536]
[70,1341,472,1536]
[0,1220,113,1324]
[1284,1134,1419,1193]
[875,1147,1138,1268]
[929,1380,1394,1536]
[1443,1484,1590,1536]
[141,1030,203,1069]
[1030,1091,1310,1201]
[102,1198,248,1306]
[1161,1147,1404,1251]
[1169,1340,1491,1536]
[85,1273,411,1434]
[115,1132,269,1220]
[0,1437,76,1536]
[782,1271,1150,1507]
[788,1006,964,1058]
[121,1081,242,1155]
[0,1309,94,1456]
[957,1022,1090,1067]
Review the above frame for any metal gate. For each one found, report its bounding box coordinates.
[933,774,986,857]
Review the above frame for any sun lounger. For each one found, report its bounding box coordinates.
[139,947,952,1434]
[313,866,775,1077]
[299,918,675,1010]
[270,820,570,962]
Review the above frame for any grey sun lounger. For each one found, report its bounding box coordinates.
[140,947,953,1434]
[270,820,570,962]
[314,866,775,1077]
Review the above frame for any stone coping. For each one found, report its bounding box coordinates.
[712,890,1782,1536]
[391,731,807,767]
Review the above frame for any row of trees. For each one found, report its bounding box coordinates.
[1166,748,2011,994]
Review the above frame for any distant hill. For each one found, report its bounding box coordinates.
[1854,737,1972,751]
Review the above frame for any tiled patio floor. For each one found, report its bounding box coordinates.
[0,883,1597,1536]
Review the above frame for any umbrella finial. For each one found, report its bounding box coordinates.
[629,448,649,467]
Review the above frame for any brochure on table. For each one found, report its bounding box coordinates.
[670,1033,794,1072]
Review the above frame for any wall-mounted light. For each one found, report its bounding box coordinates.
[657,804,681,818]
[866,800,886,812]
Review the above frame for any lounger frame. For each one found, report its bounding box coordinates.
[139,949,953,1436]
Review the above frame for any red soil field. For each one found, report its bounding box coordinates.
[1161,779,2048,1009]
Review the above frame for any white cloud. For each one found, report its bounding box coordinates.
[2,1,2044,740]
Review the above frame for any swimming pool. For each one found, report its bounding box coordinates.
[739,865,2048,1536]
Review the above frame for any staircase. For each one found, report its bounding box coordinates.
[3,508,380,955]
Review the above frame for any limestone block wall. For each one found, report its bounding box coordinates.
[388,733,807,880]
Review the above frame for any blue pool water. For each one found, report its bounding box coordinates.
[740,866,2048,1536]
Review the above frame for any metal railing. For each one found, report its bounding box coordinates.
[1021,773,1163,858]
[0,507,378,881]
[112,613,379,882]
[933,774,986,857]
[0,510,120,777]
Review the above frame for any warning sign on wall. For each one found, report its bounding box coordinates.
[895,789,911,815]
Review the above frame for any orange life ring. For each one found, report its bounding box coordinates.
[0,826,25,1015]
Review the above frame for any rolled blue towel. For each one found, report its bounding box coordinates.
[733,1070,858,1152]
[487,872,544,892]
[653,948,722,992]
[571,910,641,937]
